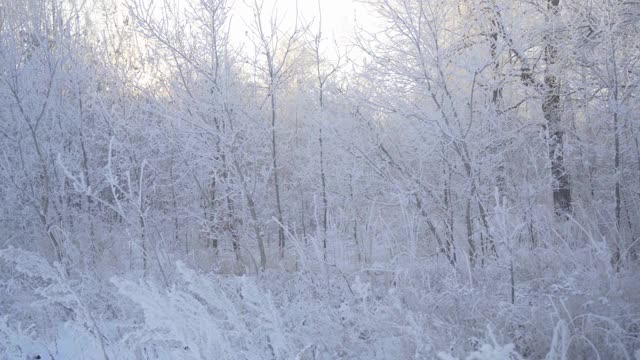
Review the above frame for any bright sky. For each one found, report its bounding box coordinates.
[228,0,377,61]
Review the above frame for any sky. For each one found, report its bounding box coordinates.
[228,0,378,61]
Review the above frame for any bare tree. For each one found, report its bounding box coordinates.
[543,0,572,215]
[246,0,307,258]
[308,0,341,261]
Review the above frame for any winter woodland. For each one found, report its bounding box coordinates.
[1,0,639,358]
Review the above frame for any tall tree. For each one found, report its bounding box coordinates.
[247,0,306,258]
[543,0,572,215]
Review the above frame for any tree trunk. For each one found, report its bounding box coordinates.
[270,85,286,257]
[544,0,572,215]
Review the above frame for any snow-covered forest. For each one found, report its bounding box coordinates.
[1,0,639,358]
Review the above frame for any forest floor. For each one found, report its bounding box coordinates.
[1,244,639,359]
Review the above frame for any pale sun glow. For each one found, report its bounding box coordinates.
[229,0,377,61]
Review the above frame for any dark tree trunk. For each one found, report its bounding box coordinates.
[543,0,572,216]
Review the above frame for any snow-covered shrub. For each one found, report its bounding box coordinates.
[438,329,521,360]
[0,247,114,359]
[1,245,638,359]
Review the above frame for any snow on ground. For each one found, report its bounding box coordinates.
[1,246,638,359]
